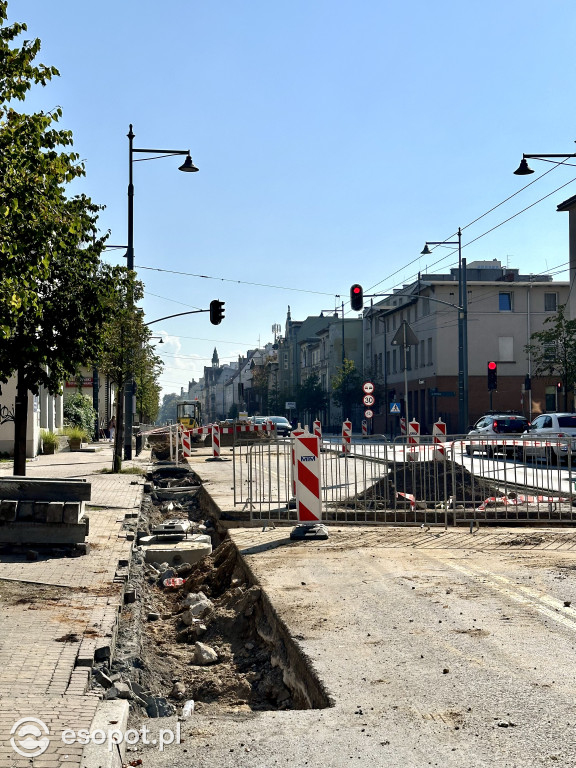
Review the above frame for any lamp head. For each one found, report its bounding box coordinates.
[513,158,534,175]
[179,154,199,172]
[421,244,432,256]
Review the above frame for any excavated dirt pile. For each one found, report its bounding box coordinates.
[353,461,501,508]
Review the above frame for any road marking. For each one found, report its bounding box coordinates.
[437,556,576,633]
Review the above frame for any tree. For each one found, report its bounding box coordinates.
[158,393,180,425]
[94,276,161,471]
[250,365,269,414]
[136,354,162,425]
[297,374,328,421]
[526,304,576,411]
[0,3,115,474]
[331,358,361,420]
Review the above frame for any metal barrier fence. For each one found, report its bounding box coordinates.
[232,433,576,527]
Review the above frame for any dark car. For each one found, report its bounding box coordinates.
[266,416,292,436]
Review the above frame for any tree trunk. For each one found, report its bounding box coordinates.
[13,368,29,476]
[113,388,123,473]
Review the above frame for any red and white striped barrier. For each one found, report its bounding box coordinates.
[433,418,447,460]
[361,420,368,438]
[211,422,221,458]
[342,419,352,455]
[294,429,322,523]
[313,420,322,441]
[182,430,192,457]
[291,424,306,497]
[400,417,406,436]
[408,420,420,445]
[408,420,420,461]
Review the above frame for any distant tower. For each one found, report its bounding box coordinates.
[212,348,220,368]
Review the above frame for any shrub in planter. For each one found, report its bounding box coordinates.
[40,429,60,455]
[65,426,89,450]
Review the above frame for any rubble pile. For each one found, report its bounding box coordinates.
[90,467,299,722]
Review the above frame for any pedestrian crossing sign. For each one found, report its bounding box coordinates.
[390,402,401,414]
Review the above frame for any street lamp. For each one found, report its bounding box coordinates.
[421,228,468,434]
[123,124,198,460]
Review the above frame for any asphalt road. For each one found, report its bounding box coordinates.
[136,527,576,768]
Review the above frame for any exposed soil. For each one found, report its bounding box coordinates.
[94,463,330,725]
[353,461,501,507]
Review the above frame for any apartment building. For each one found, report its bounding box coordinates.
[365,260,569,434]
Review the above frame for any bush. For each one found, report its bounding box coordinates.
[40,429,59,449]
[63,393,96,434]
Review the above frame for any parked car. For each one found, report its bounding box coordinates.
[266,416,292,436]
[517,413,576,464]
[466,414,530,457]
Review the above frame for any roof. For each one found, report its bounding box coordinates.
[557,194,576,212]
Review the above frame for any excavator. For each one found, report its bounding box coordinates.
[176,400,202,431]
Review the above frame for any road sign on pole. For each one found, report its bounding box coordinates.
[362,381,375,394]
[362,394,375,407]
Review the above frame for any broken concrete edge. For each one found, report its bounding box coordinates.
[227,536,335,710]
[80,699,129,768]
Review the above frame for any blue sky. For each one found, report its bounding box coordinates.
[13,0,576,397]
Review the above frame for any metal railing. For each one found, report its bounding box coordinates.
[232,433,576,527]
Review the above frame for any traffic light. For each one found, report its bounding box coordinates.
[209,299,225,325]
[487,361,497,391]
[350,284,363,311]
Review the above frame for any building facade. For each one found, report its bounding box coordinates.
[365,260,569,434]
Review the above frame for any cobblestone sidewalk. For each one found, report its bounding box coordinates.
[0,444,147,767]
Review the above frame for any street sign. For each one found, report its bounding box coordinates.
[390,402,401,413]
[362,394,375,407]
[362,381,375,394]
[285,401,296,409]
[364,409,374,418]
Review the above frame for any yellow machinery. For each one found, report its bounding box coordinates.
[176,400,202,430]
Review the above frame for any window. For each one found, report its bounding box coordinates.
[392,349,397,373]
[386,350,390,373]
[499,292,512,311]
[544,292,558,312]
[420,339,425,366]
[422,297,430,316]
[498,336,514,361]
[427,338,432,365]
[378,353,383,375]
[283,353,288,370]
[414,343,419,369]
[406,348,411,370]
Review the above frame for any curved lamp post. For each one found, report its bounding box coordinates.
[123,124,198,460]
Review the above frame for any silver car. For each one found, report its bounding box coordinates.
[518,413,576,464]
[466,414,530,457]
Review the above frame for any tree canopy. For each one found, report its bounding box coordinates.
[526,303,576,411]
[0,2,126,473]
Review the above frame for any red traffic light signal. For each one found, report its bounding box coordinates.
[350,284,363,312]
[487,360,497,390]
[209,299,225,325]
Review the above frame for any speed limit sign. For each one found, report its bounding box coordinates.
[363,394,375,407]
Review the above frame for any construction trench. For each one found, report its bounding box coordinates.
[90,461,332,727]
